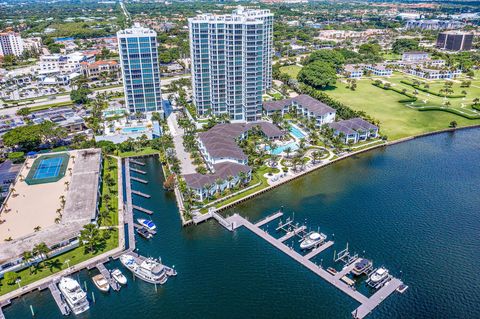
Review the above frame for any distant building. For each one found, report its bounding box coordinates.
[405,19,464,30]
[398,13,422,20]
[406,67,461,80]
[81,60,120,79]
[188,6,273,122]
[364,64,392,77]
[328,118,378,144]
[436,31,474,51]
[0,160,21,198]
[343,64,363,79]
[402,51,429,62]
[117,24,163,115]
[38,52,94,75]
[263,95,336,128]
[0,31,24,57]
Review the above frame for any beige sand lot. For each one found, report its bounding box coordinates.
[0,153,74,241]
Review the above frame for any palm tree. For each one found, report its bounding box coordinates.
[33,242,49,259]
[285,147,292,158]
[70,155,76,164]
[64,181,70,191]
[33,226,41,232]
[238,172,247,186]
[473,98,479,106]
[215,178,224,194]
[312,150,321,164]
[79,224,101,253]
[226,175,234,188]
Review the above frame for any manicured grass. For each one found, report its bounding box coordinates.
[117,147,159,158]
[280,65,302,79]
[18,101,74,114]
[0,228,118,296]
[98,157,119,226]
[325,75,480,140]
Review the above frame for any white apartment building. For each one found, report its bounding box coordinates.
[38,52,93,75]
[0,31,24,57]
[188,6,273,122]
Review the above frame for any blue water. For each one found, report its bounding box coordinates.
[289,124,306,139]
[267,141,299,155]
[3,128,480,318]
[122,127,146,134]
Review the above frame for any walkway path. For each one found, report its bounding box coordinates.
[167,112,197,175]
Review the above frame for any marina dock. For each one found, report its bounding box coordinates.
[133,205,153,215]
[48,282,70,316]
[255,211,284,227]
[130,159,145,166]
[278,225,306,242]
[124,158,136,252]
[224,213,404,319]
[131,190,151,198]
[130,167,146,174]
[96,263,120,291]
[131,176,148,184]
[133,222,157,235]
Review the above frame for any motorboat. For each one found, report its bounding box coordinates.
[92,274,110,292]
[136,227,153,239]
[369,267,389,284]
[111,268,127,285]
[137,218,156,231]
[58,277,90,315]
[300,232,327,250]
[351,258,372,276]
[120,253,168,285]
[327,267,337,275]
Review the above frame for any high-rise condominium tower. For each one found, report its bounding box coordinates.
[117,24,163,115]
[188,7,273,122]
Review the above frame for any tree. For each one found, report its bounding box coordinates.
[358,43,381,56]
[7,151,25,164]
[450,121,458,128]
[33,242,49,259]
[298,61,337,89]
[2,121,66,151]
[392,39,419,54]
[70,87,92,105]
[3,272,18,285]
[307,49,345,69]
[79,224,101,253]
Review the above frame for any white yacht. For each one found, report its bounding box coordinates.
[137,218,156,231]
[120,254,168,285]
[300,232,327,250]
[111,268,127,285]
[369,267,389,284]
[58,277,90,315]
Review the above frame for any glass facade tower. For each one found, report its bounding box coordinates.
[188,7,273,122]
[117,24,163,115]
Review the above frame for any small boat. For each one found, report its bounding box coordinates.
[136,227,153,239]
[369,267,389,284]
[58,277,90,315]
[351,258,372,276]
[111,268,127,285]
[137,218,156,231]
[300,232,327,250]
[92,274,110,292]
[327,267,337,275]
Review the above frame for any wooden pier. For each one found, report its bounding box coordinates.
[304,241,334,259]
[133,205,153,215]
[124,158,136,251]
[224,214,404,319]
[96,263,120,291]
[131,190,151,198]
[48,282,70,316]
[131,176,148,184]
[255,211,284,228]
[130,167,146,174]
[130,159,145,166]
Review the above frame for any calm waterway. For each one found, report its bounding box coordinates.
[4,128,480,319]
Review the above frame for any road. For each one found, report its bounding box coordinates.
[0,74,189,117]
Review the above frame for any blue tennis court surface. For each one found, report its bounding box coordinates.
[32,157,64,179]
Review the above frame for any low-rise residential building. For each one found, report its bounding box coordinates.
[405,19,464,30]
[402,51,429,62]
[364,64,392,77]
[81,60,120,79]
[328,118,378,144]
[263,95,336,127]
[0,160,22,198]
[38,52,94,75]
[343,64,363,79]
[406,67,461,79]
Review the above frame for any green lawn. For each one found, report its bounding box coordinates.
[0,229,118,296]
[325,75,480,140]
[117,147,159,158]
[98,157,119,226]
[280,65,302,79]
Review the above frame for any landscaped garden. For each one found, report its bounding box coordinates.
[279,65,302,79]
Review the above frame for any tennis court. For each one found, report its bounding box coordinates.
[32,157,64,179]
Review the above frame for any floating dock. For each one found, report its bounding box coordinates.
[48,282,70,316]
[133,205,153,215]
[130,167,146,174]
[255,211,284,227]
[124,159,136,252]
[96,263,120,291]
[224,214,404,319]
[131,176,148,184]
[0,307,4,319]
[130,159,145,166]
[278,225,306,242]
[131,190,151,198]
[304,241,334,259]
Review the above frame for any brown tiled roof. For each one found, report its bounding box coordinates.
[183,162,251,189]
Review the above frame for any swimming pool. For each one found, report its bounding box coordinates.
[33,157,64,179]
[289,124,306,139]
[267,142,299,155]
[122,126,147,134]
